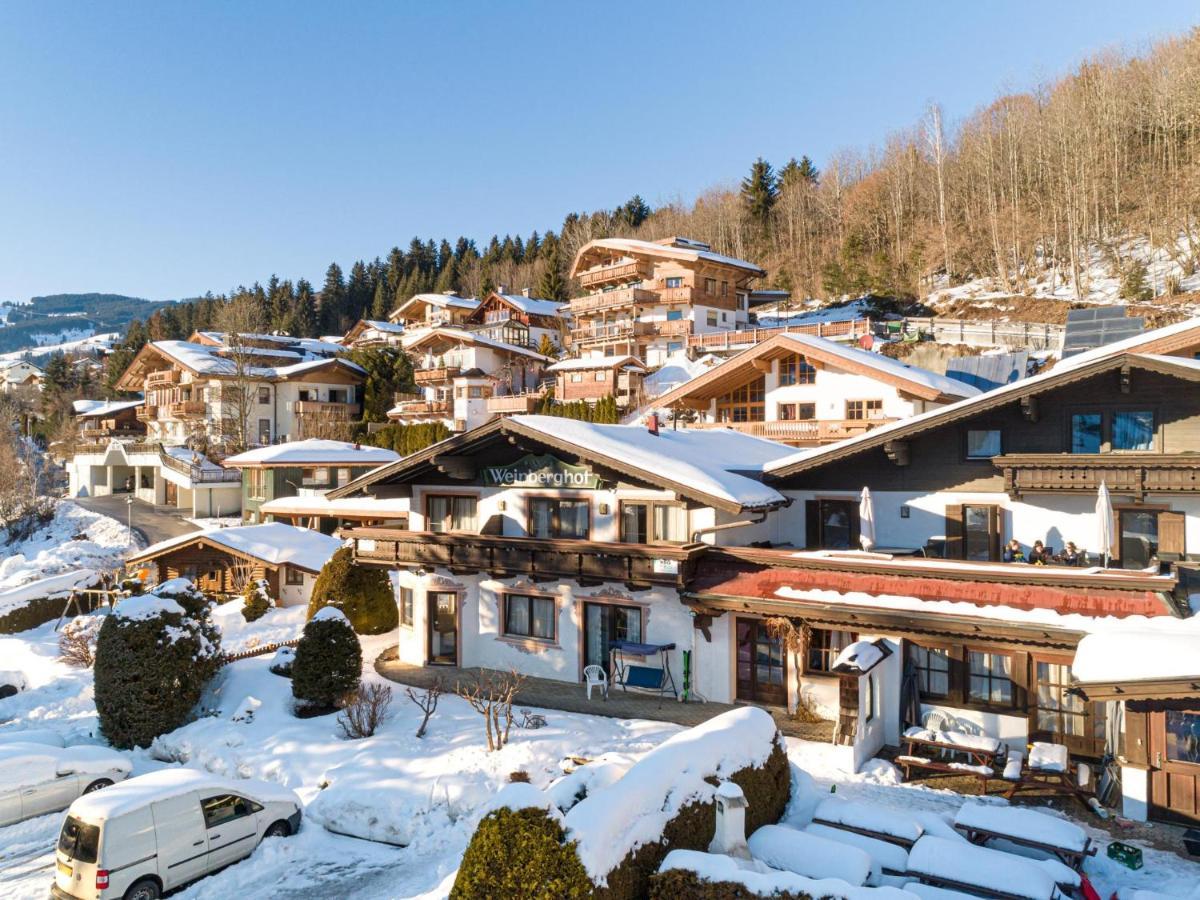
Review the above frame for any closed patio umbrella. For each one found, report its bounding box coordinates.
[1096,480,1113,567]
[859,486,876,551]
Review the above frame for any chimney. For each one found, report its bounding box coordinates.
[521,287,532,298]
[647,413,659,436]
[708,782,751,859]
[497,284,508,295]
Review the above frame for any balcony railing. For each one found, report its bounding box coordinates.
[485,391,544,414]
[687,318,873,350]
[389,400,451,418]
[345,527,707,589]
[135,405,158,422]
[577,261,651,289]
[650,318,693,337]
[688,417,897,445]
[158,450,242,484]
[996,453,1200,499]
[81,427,144,440]
[567,287,658,316]
[167,400,206,418]
[293,400,361,417]
[146,370,180,387]
[414,366,462,385]
[570,321,654,343]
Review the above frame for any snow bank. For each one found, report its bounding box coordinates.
[658,849,917,900]
[0,569,99,616]
[545,753,634,813]
[563,706,781,880]
[748,823,873,885]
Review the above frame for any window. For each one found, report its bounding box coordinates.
[666,309,683,321]
[807,628,857,672]
[258,386,270,404]
[301,467,329,486]
[570,373,583,383]
[621,501,687,544]
[909,644,951,698]
[716,377,766,423]
[778,354,816,386]
[846,399,883,420]
[247,468,267,501]
[721,281,729,297]
[706,310,718,327]
[810,498,856,549]
[285,567,304,586]
[778,403,816,421]
[1165,710,1200,763]
[704,277,717,294]
[399,587,414,626]
[504,593,556,641]
[665,276,683,288]
[329,389,348,403]
[58,817,101,865]
[667,341,683,353]
[1113,410,1154,451]
[1035,660,1098,741]
[963,504,1000,561]
[1071,412,1102,453]
[257,418,271,445]
[594,371,607,382]
[468,386,484,399]
[966,429,1002,459]
[202,794,256,828]
[967,651,1014,705]
[529,497,590,539]
[426,494,477,532]
[336,467,351,487]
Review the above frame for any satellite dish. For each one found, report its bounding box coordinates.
[858,333,874,351]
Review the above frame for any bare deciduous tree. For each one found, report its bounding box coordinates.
[456,668,526,751]
[214,297,268,453]
[337,683,394,739]
[405,677,443,738]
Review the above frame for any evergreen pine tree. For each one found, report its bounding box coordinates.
[536,237,567,301]
[319,263,347,334]
[371,280,392,320]
[293,279,318,337]
[741,157,779,228]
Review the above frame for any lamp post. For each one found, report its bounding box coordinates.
[126,495,134,550]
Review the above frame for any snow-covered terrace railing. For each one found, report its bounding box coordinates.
[687,317,872,350]
[344,526,707,589]
[157,449,242,484]
[996,452,1200,499]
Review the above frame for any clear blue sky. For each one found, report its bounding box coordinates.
[1,1,1197,303]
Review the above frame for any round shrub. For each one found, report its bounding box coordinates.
[241,578,273,623]
[649,866,809,899]
[307,546,397,634]
[292,607,362,710]
[94,579,222,749]
[451,806,592,900]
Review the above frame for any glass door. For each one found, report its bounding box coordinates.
[735,618,787,706]
[1120,510,1158,569]
[427,592,458,665]
[583,602,641,677]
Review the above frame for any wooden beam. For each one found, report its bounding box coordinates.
[1020,396,1039,422]
[1119,365,1132,394]
[750,358,772,374]
[883,440,910,466]
[432,454,476,480]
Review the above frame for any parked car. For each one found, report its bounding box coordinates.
[52,768,302,900]
[0,743,130,827]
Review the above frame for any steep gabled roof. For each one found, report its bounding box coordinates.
[387,293,479,322]
[570,237,765,279]
[650,332,978,409]
[126,523,345,574]
[405,327,554,363]
[546,354,646,373]
[223,439,399,468]
[765,351,1200,478]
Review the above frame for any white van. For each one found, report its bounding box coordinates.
[51,768,301,900]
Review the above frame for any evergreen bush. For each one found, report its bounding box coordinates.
[1120,260,1153,301]
[648,867,811,899]
[292,607,361,710]
[94,580,222,749]
[307,546,398,634]
[241,578,273,622]
[450,807,592,900]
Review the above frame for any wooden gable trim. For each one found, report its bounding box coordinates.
[1077,677,1200,702]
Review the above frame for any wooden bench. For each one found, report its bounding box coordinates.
[1002,742,1094,811]
[953,802,1096,872]
[897,754,993,791]
[898,727,1003,790]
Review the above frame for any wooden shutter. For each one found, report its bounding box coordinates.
[805,500,820,549]
[988,506,1003,561]
[944,505,965,559]
[1159,510,1186,556]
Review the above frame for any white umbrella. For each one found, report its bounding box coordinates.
[859,486,876,552]
[1095,480,1113,567]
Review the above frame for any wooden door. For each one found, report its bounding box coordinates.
[735,618,787,706]
[164,480,178,505]
[1148,707,1200,824]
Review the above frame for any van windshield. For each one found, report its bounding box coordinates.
[58,816,100,864]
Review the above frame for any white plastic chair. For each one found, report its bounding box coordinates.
[583,665,608,701]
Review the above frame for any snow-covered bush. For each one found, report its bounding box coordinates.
[94,578,222,749]
[292,606,361,711]
[306,546,397,634]
[241,578,274,623]
[58,613,104,667]
[452,707,790,900]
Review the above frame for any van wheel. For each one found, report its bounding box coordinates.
[264,820,291,838]
[83,778,113,794]
[124,879,161,900]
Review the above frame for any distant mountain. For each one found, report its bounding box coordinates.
[0,293,171,356]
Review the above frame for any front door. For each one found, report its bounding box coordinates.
[736,617,787,706]
[164,480,178,506]
[427,592,458,665]
[583,602,642,677]
[1149,707,1200,824]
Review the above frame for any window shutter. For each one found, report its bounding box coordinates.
[944,505,965,559]
[1159,510,1186,556]
[805,500,820,549]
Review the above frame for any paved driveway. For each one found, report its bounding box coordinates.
[73,494,200,546]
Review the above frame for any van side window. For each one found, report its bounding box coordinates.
[202,794,254,828]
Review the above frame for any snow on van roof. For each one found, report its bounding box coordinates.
[70,768,299,821]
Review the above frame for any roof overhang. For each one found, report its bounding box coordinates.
[126,534,323,573]
[1075,677,1200,702]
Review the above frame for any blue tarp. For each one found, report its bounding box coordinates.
[609,640,676,655]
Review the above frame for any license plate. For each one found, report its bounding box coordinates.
[57,860,72,877]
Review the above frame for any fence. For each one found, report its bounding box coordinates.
[882,317,1064,352]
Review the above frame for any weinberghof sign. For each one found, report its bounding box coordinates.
[483,453,601,489]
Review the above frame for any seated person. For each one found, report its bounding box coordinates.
[1060,541,1083,566]
[1028,540,1049,565]
[1002,539,1025,563]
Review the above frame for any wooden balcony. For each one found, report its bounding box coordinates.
[571,321,654,344]
[345,527,706,589]
[167,400,206,418]
[135,405,158,422]
[567,287,657,316]
[81,426,144,440]
[146,369,180,387]
[997,453,1200,499]
[389,400,451,419]
[486,392,544,415]
[688,417,896,446]
[414,366,462,385]
[687,318,873,350]
[649,318,693,337]
[577,261,651,289]
[293,400,361,417]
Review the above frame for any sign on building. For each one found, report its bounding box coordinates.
[483,453,601,489]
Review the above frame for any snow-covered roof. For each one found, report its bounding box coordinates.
[1055,314,1200,370]
[571,237,766,277]
[144,340,363,380]
[70,768,298,822]
[406,327,555,363]
[547,355,646,372]
[643,352,718,398]
[72,398,142,418]
[507,415,792,511]
[223,440,398,468]
[259,493,410,519]
[128,523,345,573]
[779,333,980,398]
[392,293,479,319]
[1072,631,1200,684]
[361,319,405,333]
[493,293,566,318]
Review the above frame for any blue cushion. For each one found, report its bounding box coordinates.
[623,665,664,689]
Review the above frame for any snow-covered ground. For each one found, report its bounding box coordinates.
[0,330,119,362]
[185,515,244,530]
[0,501,137,596]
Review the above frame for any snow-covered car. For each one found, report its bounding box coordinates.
[52,768,302,900]
[0,742,130,826]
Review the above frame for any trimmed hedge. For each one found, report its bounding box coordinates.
[94,581,222,749]
[241,578,273,623]
[452,730,791,900]
[307,546,397,634]
[450,807,592,900]
[292,612,362,709]
[648,868,811,899]
[0,578,103,634]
